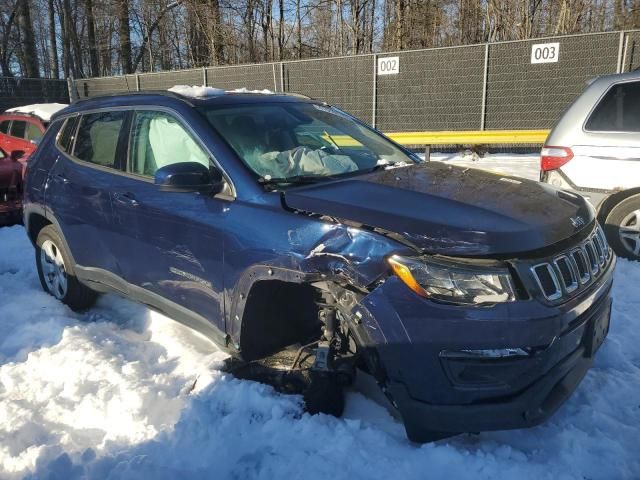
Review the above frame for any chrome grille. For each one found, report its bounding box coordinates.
[530,224,612,302]
[571,248,590,284]
[554,255,578,293]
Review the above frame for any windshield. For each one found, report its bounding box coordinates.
[198,102,416,184]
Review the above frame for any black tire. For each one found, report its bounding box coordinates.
[35,225,98,310]
[604,194,640,261]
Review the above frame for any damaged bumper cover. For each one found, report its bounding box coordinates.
[351,258,615,442]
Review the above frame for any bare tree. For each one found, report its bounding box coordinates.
[0,0,633,78]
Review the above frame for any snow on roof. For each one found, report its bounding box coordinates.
[168,85,274,98]
[168,85,225,98]
[5,103,68,121]
[227,87,274,95]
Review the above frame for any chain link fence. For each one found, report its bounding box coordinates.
[0,77,69,113]
[485,31,621,130]
[622,30,640,71]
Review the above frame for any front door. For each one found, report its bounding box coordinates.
[109,109,230,334]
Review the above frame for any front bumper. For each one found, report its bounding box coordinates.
[352,256,615,442]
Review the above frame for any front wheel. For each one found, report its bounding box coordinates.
[35,225,98,310]
[604,195,640,261]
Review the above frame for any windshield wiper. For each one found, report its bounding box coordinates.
[258,175,327,186]
[322,130,342,152]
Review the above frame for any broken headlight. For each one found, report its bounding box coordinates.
[387,255,516,305]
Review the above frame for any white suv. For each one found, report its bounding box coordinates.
[541,71,640,260]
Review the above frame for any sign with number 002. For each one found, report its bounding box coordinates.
[531,42,560,64]
[377,56,400,75]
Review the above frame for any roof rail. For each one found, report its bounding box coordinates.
[71,89,195,106]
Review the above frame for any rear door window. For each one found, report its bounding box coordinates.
[26,122,43,141]
[586,81,640,132]
[0,120,10,134]
[10,120,26,138]
[58,117,79,153]
[73,111,125,168]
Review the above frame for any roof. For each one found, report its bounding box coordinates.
[587,70,640,87]
[57,90,316,120]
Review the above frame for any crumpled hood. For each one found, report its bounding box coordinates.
[282,162,593,256]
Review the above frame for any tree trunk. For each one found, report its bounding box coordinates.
[47,0,59,78]
[118,0,133,74]
[85,0,99,76]
[296,0,302,58]
[211,0,224,64]
[395,0,405,50]
[278,0,284,59]
[17,0,40,77]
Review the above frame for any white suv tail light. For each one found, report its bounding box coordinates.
[541,146,574,172]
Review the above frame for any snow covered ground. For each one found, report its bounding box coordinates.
[0,159,639,478]
[428,152,541,181]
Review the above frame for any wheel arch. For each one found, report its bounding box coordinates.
[597,188,640,224]
[24,206,77,266]
[229,265,326,360]
[25,211,51,247]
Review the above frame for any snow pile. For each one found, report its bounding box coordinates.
[0,224,639,479]
[168,85,275,98]
[5,103,68,121]
[168,85,225,98]
[427,152,541,181]
[228,87,275,94]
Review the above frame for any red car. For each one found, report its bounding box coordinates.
[0,103,67,223]
[0,111,47,160]
[0,104,68,160]
[0,103,67,224]
[0,112,44,224]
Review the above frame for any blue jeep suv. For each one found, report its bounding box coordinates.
[23,90,615,442]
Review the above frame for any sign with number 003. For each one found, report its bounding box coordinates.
[377,56,400,75]
[531,42,560,64]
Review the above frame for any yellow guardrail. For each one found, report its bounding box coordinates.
[385,130,550,146]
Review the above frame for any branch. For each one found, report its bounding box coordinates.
[131,0,182,72]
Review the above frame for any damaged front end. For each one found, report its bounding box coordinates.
[317,223,615,442]
[224,183,614,443]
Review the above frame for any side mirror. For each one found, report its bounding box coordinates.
[10,150,25,162]
[154,162,225,194]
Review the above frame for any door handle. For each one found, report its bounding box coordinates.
[113,192,139,207]
[54,173,69,184]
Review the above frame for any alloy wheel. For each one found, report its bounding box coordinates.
[618,209,640,258]
[40,239,68,299]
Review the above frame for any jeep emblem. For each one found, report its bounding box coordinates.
[570,216,585,228]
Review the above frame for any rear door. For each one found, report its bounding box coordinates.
[562,80,640,192]
[47,110,128,274]
[108,108,230,333]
